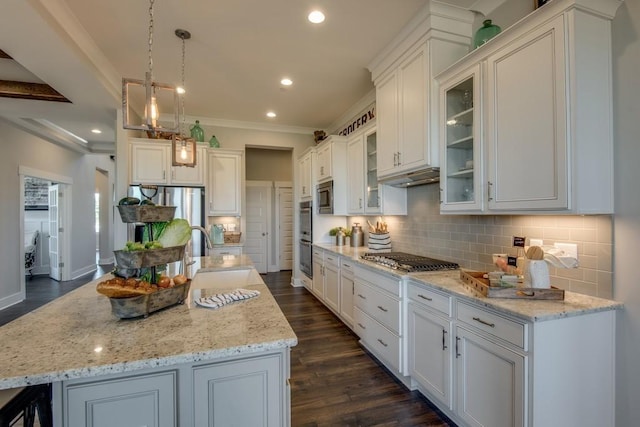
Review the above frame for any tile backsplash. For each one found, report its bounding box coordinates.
[349,185,613,299]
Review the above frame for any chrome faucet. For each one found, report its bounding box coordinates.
[191,226,214,250]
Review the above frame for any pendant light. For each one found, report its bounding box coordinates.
[122,0,179,135]
[171,29,196,167]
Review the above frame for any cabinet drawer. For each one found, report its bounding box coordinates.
[324,253,340,268]
[340,259,355,276]
[407,281,452,317]
[354,264,401,297]
[354,280,400,334]
[456,301,527,350]
[354,307,400,372]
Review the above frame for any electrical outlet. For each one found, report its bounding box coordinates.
[513,236,526,247]
[530,238,543,247]
[554,242,578,259]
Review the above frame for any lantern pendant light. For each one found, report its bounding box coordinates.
[122,0,179,135]
[171,29,196,167]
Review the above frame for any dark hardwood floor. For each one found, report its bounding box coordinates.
[264,271,456,427]
[0,265,113,327]
[1,268,455,426]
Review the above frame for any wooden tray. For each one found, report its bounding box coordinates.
[460,270,565,300]
[108,281,191,319]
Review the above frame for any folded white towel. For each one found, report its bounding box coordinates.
[195,288,260,309]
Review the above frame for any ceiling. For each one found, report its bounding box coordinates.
[0,0,498,153]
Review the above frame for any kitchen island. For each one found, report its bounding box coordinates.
[0,255,297,427]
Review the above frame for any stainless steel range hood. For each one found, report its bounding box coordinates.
[378,167,440,187]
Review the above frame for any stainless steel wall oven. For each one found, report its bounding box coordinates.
[299,201,313,278]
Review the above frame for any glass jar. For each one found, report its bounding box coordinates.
[190,120,205,142]
[474,19,501,49]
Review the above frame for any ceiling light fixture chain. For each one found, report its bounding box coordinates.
[148,0,155,76]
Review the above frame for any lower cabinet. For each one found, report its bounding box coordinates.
[59,350,290,427]
[323,253,340,313]
[193,353,287,427]
[455,326,525,427]
[63,371,177,427]
[339,259,355,329]
[311,248,324,300]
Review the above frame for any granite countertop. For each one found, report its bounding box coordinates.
[0,255,297,390]
[314,243,623,323]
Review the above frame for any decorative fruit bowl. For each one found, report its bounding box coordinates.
[105,281,191,319]
[113,245,186,268]
[117,205,176,223]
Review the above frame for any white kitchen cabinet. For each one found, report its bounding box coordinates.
[130,139,206,186]
[298,148,313,201]
[63,370,177,427]
[323,253,340,313]
[436,0,620,214]
[314,135,347,184]
[311,247,324,300]
[407,281,453,409]
[353,264,406,381]
[454,301,527,427]
[339,259,355,330]
[375,44,430,178]
[206,149,242,216]
[210,245,242,257]
[439,65,483,212]
[193,352,287,427]
[347,126,407,215]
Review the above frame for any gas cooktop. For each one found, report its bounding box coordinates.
[361,252,459,273]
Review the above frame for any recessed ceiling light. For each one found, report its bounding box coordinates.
[281,78,293,86]
[266,111,277,118]
[308,10,325,24]
[91,129,102,134]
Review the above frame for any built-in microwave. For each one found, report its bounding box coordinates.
[316,180,333,214]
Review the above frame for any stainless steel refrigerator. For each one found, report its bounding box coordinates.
[128,185,206,256]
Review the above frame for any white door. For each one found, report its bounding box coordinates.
[48,184,61,281]
[277,187,293,270]
[245,182,270,274]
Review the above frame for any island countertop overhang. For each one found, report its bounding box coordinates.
[0,255,297,390]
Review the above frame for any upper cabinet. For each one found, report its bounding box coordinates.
[347,126,407,215]
[315,135,347,184]
[130,139,206,186]
[206,149,243,216]
[369,3,475,181]
[298,148,314,201]
[437,0,621,214]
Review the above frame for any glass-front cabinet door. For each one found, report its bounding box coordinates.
[365,128,380,213]
[439,64,482,212]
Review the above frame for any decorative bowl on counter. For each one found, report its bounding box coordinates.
[117,205,176,223]
[114,245,186,268]
[108,281,191,319]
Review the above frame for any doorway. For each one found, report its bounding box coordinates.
[19,166,72,299]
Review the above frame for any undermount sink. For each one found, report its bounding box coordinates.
[191,268,262,290]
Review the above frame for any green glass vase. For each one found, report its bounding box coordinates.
[209,135,220,148]
[190,120,205,142]
[474,19,501,49]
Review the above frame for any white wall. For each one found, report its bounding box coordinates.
[611,2,640,426]
[0,120,115,308]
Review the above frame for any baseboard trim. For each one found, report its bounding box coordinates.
[0,291,25,311]
[71,264,97,280]
[98,256,114,265]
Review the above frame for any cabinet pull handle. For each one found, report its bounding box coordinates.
[377,305,388,312]
[358,323,366,330]
[472,316,495,328]
[442,329,448,351]
[488,181,494,201]
[343,263,351,268]
[357,294,366,299]
[397,151,401,166]
[359,198,362,209]
[393,152,398,167]
[439,188,443,205]
[417,294,433,301]
[303,185,306,194]
[377,338,388,347]
[455,336,461,358]
[163,170,166,180]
